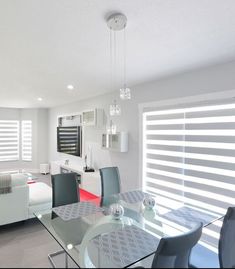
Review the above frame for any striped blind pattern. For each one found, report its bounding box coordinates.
[22,120,32,161]
[143,103,235,252]
[0,120,19,161]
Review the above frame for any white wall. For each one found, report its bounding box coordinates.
[0,108,49,172]
[36,109,49,167]
[49,61,235,192]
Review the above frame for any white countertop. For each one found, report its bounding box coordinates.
[58,162,100,178]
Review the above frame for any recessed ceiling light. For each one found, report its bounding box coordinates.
[67,85,74,90]
[37,97,43,101]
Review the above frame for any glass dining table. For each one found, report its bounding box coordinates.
[35,190,222,268]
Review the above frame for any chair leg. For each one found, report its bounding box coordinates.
[65,252,68,268]
[48,250,68,268]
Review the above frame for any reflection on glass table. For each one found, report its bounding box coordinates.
[34,190,223,268]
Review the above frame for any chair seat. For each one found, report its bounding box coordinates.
[190,244,220,268]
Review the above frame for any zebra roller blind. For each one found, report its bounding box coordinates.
[143,102,235,251]
[0,120,19,161]
[22,120,32,161]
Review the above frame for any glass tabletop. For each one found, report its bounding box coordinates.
[23,172,38,180]
[34,190,222,268]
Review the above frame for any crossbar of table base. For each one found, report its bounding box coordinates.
[48,250,68,268]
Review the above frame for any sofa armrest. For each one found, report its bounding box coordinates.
[11,173,28,187]
[0,184,29,226]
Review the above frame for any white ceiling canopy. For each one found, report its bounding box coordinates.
[0,0,235,108]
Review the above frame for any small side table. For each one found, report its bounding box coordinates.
[40,164,50,175]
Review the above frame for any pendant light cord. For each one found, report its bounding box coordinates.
[114,29,116,91]
[110,28,113,92]
[124,26,126,88]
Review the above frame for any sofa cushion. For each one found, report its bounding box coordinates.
[29,182,52,206]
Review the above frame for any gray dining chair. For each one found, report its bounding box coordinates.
[99,166,121,207]
[189,207,235,268]
[152,222,203,268]
[136,222,203,268]
[49,173,80,268]
[51,172,79,207]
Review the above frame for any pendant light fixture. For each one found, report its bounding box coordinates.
[110,99,121,116]
[120,25,131,100]
[106,119,117,135]
[107,13,131,116]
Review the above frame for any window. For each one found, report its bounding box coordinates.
[21,120,32,161]
[0,120,19,161]
[143,102,235,252]
[0,120,32,162]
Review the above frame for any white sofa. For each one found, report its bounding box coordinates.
[0,173,52,226]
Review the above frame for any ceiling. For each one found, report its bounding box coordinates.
[0,0,235,108]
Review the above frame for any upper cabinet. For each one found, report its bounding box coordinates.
[82,108,104,127]
[58,108,104,127]
[58,114,82,127]
[102,132,128,152]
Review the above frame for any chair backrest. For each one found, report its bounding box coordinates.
[51,173,79,208]
[99,167,121,207]
[218,207,235,268]
[152,222,203,268]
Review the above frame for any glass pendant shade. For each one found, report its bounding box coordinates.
[111,124,117,134]
[106,125,111,134]
[110,100,121,116]
[106,120,117,134]
[120,86,131,100]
